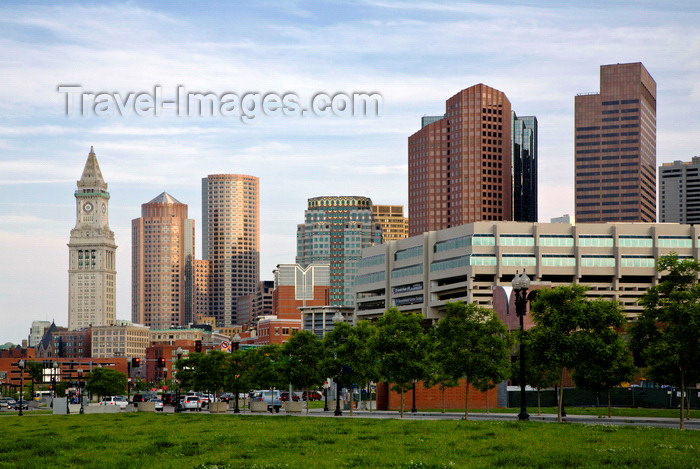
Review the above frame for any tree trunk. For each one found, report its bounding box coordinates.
[537,387,541,416]
[557,370,565,423]
[400,388,405,418]
[368,384,373,412]
[686,389,690,420]
[305,386,310,415]
[349,386,354,416]
[441,387,446,413]
[464,377,470,421]
[680,372,685,430]
[486,388,490,414]
[607,389,611,418]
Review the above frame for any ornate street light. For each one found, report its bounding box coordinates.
[52,361,59,402]
[411,379,417,413]
[175,347,184,413]
[332,311,345,417]
[77,368,84,414]
[512,269,531,421]
[231,334,241,414]
[17,359,25,416]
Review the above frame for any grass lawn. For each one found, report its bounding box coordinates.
[1,413,699,468]
[426,406,700,419]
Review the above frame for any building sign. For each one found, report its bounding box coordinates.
[393,283,422,294]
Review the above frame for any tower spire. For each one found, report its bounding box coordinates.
[77,146,107,191]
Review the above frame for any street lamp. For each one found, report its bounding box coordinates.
[17,359,25,416]
[231,334,241,414]
[52,361,59,401]
[332,311,345,417]
[512,269,531,421]
[411,380,417,413]
[175,347,184,413]
[77,368,84,414]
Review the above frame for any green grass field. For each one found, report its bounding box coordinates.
[1,413,699,468]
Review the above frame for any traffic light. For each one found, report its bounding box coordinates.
[49,384,54,391]
[157,357,166,368]
[131,357,140,367]
[195,340,202,353]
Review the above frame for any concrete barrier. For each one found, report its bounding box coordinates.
[250,401,268,413]
[209,402,228,413]
[138,402,156,412]
[84,404,121,413]
[284,401,303,413]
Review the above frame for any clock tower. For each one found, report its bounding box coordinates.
[68,147,117,330]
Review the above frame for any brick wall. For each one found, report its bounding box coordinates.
[377,380,500,411]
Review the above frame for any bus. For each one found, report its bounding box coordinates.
[33,390,52,401]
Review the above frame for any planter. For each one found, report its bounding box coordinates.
[228,398,248,410]
[284,401,303,413]
[209,401,228,414]
[250,401,268,413]
[137,401,156,412]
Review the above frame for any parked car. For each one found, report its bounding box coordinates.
[0,397,17,410]
[252,390,282,412]
[100,396,129,408]
[149,398,164,411]
[183,395,202,411]
[301,391,323,401]
[280,392,299,402]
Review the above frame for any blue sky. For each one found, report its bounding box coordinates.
[1,1,699,343]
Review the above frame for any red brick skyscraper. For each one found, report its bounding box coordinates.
[575,62,656,223]
[408,84,512,236]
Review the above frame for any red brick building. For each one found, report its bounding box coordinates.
[377,380,500,411]
[408,84,513,237]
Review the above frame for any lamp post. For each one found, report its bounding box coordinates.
[512,269,531,421]
[77,368,84,414]
[230,334,242,413]
[52,361,59,401]
[411,380,417,413]
[175,347,184,412]
[332,311,345,417]
[17,359,25,416]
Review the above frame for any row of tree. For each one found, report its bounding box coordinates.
[46,254,698,429]
[172,254,700,428]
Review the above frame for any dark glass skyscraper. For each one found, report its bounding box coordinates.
[512,113,538,222]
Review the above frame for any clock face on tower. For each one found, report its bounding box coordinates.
[83,202,94,213]
[102,203,106,214]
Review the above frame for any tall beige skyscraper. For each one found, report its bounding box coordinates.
[68,147,117,330]
[202,174,260,327]
[575,62,657,223]
[132,193,194,328]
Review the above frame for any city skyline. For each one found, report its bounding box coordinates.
[2,1,700,343]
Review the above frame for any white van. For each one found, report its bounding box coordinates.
[100,396,129,408]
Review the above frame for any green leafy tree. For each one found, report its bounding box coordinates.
[432,302,511,420]
[353,320,380,411]
[631,254,700,430]
[224,349,248,407]
[84,367,127,400]
[25,361,44,398]
[245,344,284,392]
[321,322,357,414]
[572,325,636,418]
[423,329,459,414]
[282,330,324,414]
[374,308,426,418]
[529,285,629,422]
